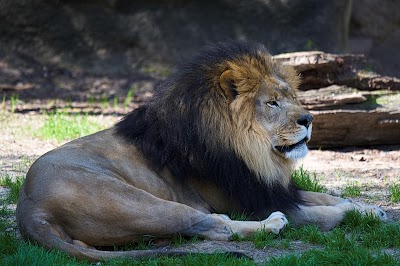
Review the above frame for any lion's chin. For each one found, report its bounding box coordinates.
[275,138,309,160]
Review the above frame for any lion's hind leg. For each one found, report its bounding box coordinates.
[17,184,250,261]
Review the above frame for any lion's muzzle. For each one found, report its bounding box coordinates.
[275,113,313,160]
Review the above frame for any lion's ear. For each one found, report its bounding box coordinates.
[220,70,238,101]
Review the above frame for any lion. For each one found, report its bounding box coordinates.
[16,41,387,261]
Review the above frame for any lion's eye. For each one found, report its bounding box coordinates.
[266,101,280,108]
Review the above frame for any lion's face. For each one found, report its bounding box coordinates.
[254,76,312,160]
[217,53,312,182]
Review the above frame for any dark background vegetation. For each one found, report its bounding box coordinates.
[0,0,399,102]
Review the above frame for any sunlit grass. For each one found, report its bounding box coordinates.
[0,175,24,204]
[123,86,136,110]
[341,182,362,198]
[389,182,400,203]
[35,110,106,142]
[291,167,327,193]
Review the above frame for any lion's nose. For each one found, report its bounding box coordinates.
[297,114,313,128]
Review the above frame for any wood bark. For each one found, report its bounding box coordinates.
[273,51,400,91]
[308,109,400,148]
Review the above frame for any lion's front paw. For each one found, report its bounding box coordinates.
[262,211,288,235]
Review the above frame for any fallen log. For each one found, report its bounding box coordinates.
[308,108,400,148]
[273,51,400,91]
[298,85,367,110]
[298,86,400,147]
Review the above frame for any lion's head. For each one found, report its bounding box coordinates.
[224,58,312,160]
[212,46,313,184]
[115,41,311,214]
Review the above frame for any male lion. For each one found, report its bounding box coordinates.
[17,41,386,261]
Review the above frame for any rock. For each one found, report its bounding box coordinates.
[349,0,400,76]
[351,0,400,38]
[0,0,351,76]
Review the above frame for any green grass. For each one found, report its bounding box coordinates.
[0,94,21,113]
[0,175,24,204]
[1,96,5,111]
[231,210,400,265]
[113,234,201,252]
[1,167,400,265]
[252,229,290,249]
[170,234,200,247]
[343,211,400,249]
[269,248,397,266]
[100,93,110,110]
[124,86,136,110]
[266,211,400,265]
[35,110,105,142]
[87,96,96,105]
[144,65,171,78]
[103,253,255,266]
[341,182,362,198]
[304,39,317,51]
[10,94,19,113]
[229,211,250,221]
[291,167,327,193]
[2,240,92,266]
[389,182,400,203]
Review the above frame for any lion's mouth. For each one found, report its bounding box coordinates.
[275,137,309,154]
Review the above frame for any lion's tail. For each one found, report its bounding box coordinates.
[17,214,200,262]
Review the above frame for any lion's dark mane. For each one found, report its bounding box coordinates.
[115,41,302,216]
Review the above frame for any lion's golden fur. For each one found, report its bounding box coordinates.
[211,54,301,185]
